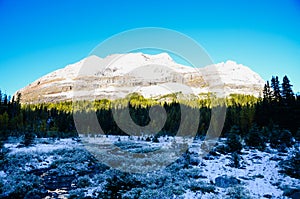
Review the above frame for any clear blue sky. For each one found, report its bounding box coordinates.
[1,0,300,95]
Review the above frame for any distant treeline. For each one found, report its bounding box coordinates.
[0,75,299,141]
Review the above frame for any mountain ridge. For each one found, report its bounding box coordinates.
[15,53,265,104]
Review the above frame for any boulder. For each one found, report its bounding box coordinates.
[215,175,240,188]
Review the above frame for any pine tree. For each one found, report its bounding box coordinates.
[3,94,8,106]
[281,75,294,103]
[271,76,281,102]
[263,81,272,102]
[0,112,9,137]
[24,130,35,146]
[16,93,21,104]
[245,124,266,150]
[226,125,243,153]
[0,90,2,106]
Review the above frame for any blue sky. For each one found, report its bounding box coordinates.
[1,0,300,95]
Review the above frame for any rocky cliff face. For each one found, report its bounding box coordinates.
[15,53,265,104]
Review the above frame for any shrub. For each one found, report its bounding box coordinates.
[5,173,42,198]
[0,181,3,195]
[270,127,294,149]
[74,176,91,188]
[295,128,300,141]
[0,140,7,168]
[279,130,294,147]
[214,144,227,155]
[68,189,85,199]
[23,131,35,146]
[152,136,159,143]
[100,172,141,198]
[230,152,241,168]
[245,125,266,150]
[122,188,143,199]
[226,186,251,199]
[24,188,47,199]
[226,133,242,153]
[185,179,215,193]
[279,149,300,179]
[282,187,300,198]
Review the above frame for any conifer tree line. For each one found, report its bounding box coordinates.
[0,75,299,145]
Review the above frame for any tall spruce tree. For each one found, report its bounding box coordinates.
[263,81,272,102]
[271,76,281,102]
[3,94,7,106]
[226,125,243,153]
[281,75,294,103]
[245,124,266,150]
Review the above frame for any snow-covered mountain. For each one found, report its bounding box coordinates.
[15,53,265,103]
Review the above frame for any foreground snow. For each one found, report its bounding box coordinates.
[1,136,299,198]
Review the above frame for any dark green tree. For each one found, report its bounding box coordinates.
[263,81,272,102]
[226,126,243,153]
[245,124,266,150]
[230,152,241,168]
[3,95,7,106]
[23,130,35,146]
[271,76,281,102]
[270,126,293,149]
[281,75,294,103]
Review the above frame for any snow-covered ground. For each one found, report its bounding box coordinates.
[0,136,299,198]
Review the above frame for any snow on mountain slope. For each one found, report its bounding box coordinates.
[201,60,265,96]
[15,53,265,103]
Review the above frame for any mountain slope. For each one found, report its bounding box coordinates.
[15,53,265,103]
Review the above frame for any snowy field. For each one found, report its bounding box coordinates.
[0,136,299,198]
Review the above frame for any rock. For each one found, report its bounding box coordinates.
[44,175,75,191]
[253,174,264,179]
[278,152,288,157]
[188,153,200,166]
[239,176,251,180]
[209,150,220,157]
[203,155,215,160]
[269,156,283,161]
[189,157,200,166]
[215,175,240,188]
[200,162,207,167]
[198,175,208,179]
[290,192,300,199]
[24,188,48,199]
[263,194,272,198]
[250,154,262,160]
[214,145,227,155]
[283,188,300,199]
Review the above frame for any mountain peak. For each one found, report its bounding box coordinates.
[15,53,265,103]
[150,52,173,60]
[216,60,243,68]
[224,60,238,65]
[103,52,174,65]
